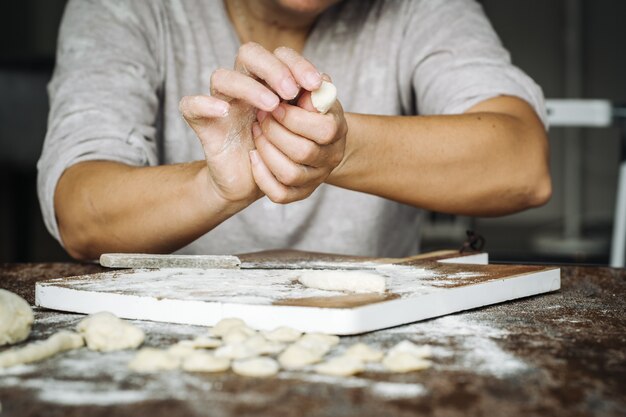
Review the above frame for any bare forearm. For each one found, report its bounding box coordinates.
[328,97,551,216]
[55,161,251,260]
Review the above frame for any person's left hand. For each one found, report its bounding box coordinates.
[249,77,348,203]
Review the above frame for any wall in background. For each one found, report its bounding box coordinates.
[0,0,624,262]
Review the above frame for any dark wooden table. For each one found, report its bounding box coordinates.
[0,262,624,417]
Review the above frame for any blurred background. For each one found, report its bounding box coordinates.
[0,0,624,264]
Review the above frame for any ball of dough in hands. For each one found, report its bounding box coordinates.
[77,312,145,352]
[0,289,34,346]
[311,81,337,114]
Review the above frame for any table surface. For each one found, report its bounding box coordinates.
[0,256,625,417]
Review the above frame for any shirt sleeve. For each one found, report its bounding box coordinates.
[37,0,162,244]
[400,0,547,127]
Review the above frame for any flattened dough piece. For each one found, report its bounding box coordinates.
[182,351,230,373]
[0,289,34,346]
[298,270,386,294]
[77,312,144,352]
[177,336,222,349]
[128,348,180,372]
[314,356,365,377]
[311,81,337,114]
[0,331,84,368]
[244,335,286,356]
[278,343,324,370]
[214,343,257,360]
[222,326,256,344]
[388,341,432,358]
[382,352,432,373]
[262,326,302,343]
[344,343,384,363]
[233,357,279,378]
[209,318,247,337]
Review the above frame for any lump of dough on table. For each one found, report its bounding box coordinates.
[128,348,180,372]
[262,326,302,343]
[214,343,258,360]
[232,357,280,378]
[311,81,337,114]
[209,318,247,337]
[388,340,432,358]
[0,289,34,346]
[0,330,84,368]
[382,351,432,373]
[182,351,230,373]
[221,326,256,344]
[278,343,325,370]
[344,343,384,363]
[314,355,365,377]
[298,270,386,294]
[77,311,144,352]
[244,334,286,356]
[177,336,222,349]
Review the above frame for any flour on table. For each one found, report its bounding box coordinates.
[232,357,279,378]
[298,270,386,294]
[77,312,144,352]
[0,331,84,368]
[0,289,34,346]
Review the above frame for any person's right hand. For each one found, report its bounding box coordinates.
[179,42,322,204]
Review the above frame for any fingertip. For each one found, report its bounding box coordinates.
[304,71,322,90]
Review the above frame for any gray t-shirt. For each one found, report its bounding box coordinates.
[38,0,547,257]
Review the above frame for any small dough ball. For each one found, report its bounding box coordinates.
[311,81,337,114]
[299,333,340,350]
[128,348,180,372]
[233,357,280,378]
[214,343,257,360]
[388,341,432,358]
[77,312,144,352]
[209,318,247,337]
[314,356,365,377]
[0,331,84,368]
[298,270,386,294]
[262,326,302,343]
[344,343,384,363]
[222,326,256,344]
[177,336,222,349]
[0,289,34,346]
[278,343,324,370]
[182,351,230,373]
[382,352,432,373]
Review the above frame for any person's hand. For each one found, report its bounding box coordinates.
[179,42,323,204]
[250,75,348,203]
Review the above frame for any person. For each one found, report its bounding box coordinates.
[37,0,552,260]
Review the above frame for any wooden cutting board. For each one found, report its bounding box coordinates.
[34,251,560,335]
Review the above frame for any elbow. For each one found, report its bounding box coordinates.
[59,221,100,262]
[526,172,552,208]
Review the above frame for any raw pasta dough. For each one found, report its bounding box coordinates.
[128,348,180,372]
[0,289,34,346]
[298,270,386,294]
[182,351,230,373]
[314,356,364,376]
[232,357,279,377]
[0,331,84,368]
[77,312,144,352]
[311,81,337,114]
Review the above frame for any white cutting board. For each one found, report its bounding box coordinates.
[35,254,560,335]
